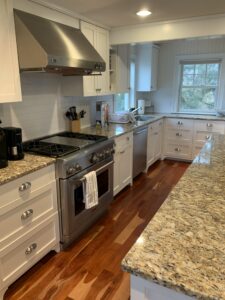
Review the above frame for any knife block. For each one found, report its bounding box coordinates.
[71,120,80,132]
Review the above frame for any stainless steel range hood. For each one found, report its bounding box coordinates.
[13,10,106,76]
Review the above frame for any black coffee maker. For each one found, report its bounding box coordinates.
[4,127,24,160]
[0,120,8,168]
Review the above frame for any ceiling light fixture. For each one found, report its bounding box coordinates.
[136,9,152,17]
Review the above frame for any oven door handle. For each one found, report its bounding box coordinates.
[80,160,114,183]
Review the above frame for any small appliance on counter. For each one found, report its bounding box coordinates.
[4,127,24,160]
[96,101,109,127]
[0,121,8,168]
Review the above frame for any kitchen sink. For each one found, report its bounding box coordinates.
[135,115,155,122]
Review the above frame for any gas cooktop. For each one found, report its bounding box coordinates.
[23,132,107,158]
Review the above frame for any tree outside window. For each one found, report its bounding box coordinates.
[178,61,221,113]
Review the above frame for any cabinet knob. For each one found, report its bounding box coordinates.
[177,121,183,125]
[206,123,213,128]
[205,135,211,140]
[120,150,125,154]
[96,88,102,92]
[25,243,37,255]
[21,209,33,220]
[19,182,31,192]
[126,136,130,141]
[174,148,181,152]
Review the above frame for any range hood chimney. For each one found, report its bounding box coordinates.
[14,10,106,76]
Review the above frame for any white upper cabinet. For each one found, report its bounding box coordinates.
[0,0,22,103]
[61,21,110,97]
[110,45,130,93]
[135,43,159,92]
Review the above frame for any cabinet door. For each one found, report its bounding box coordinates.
[154,122,162,159]
[95,27,110,94]
[0,0,22,102]
[80,21,96,96]
[119,145,132,190]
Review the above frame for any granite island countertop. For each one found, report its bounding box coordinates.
[79,113,225,139]
[0,154,56,186]
[122,135,225,300]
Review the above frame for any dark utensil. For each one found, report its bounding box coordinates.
[79,110,86,118]
[65,111,73,120]
[69,106,77,120]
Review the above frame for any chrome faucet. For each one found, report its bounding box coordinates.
[128,107,141,123]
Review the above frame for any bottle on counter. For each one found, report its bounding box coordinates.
[0,120,8,169]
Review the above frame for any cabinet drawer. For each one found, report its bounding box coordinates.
[0,182,57,249]
[0,215,59,287]
[194,120,224,133]
[166,118,194,130]
[165,141,192,160]
[165,128,192,141]
[114,132,133,151]
[148,119,163,133]
[194,131,218,142]
[0,165,55,214]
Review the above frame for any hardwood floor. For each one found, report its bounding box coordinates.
[4,160,189,300]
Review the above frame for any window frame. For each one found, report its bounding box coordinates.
[173,53,225,114]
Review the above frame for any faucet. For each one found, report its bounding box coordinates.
[128,107,141,123]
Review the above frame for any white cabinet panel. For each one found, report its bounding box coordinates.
[147,120,163,169]
[113,133,133,196]
[136,43,159,92]
[0,0,22,102]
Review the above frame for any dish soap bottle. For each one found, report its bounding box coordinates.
[0,120,8,168]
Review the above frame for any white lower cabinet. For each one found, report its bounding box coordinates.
[113,133,133,196]
[146,120,163,169]
[131,275,195,300]
[0,165,59,300]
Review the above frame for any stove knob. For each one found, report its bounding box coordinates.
[105,149,110,156]
[111,148,115,155]
[98,153,104,159]
[90,153,98,163]
[67,167,75,175]
[74,163,82,172]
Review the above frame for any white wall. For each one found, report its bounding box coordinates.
[0,73,113,141]
[151,37,225,113]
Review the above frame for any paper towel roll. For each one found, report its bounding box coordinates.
[137,99,145,114]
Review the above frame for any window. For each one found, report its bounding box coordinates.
[178,60,221,113]
[114,93,129,112]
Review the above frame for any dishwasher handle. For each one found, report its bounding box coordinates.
[134,128,147,135]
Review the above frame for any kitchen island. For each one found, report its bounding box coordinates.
[122,134,225,300]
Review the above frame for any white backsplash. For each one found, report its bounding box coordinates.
[0,73,113,141]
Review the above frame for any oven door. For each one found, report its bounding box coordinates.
[59,159,113,246]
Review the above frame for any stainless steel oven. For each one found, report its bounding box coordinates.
[58,157,113,248]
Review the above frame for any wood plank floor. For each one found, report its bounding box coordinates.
[4,160,189,300]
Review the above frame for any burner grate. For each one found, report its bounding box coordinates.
[58,132,107,142]
[23,141,79,158]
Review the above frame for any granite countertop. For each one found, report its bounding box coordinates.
[122,135,225,300]
[79,113,225,139]
[0,154,56,186]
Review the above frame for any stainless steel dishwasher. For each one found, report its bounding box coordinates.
[133,126,147,178]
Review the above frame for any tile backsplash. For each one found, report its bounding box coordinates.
[0,73,113,141]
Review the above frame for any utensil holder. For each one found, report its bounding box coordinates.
[71,120,80,132]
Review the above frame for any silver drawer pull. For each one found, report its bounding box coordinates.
[176,132,182,137]
[21,209,33,220]
[120,150,125,154]
[96,88,102,92]
[154,132,158,135]
[174,148,181,152]
[19,182,31,192]
[126,136,130,141]
[177,121,183,125]
[25,243,37,255]
[205,135,211,140]
[206,123,213,127]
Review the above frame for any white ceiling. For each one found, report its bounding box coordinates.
[43,0,225,28]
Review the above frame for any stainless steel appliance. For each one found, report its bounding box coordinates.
[0,121,8,168]
[96,101,109,127]
[23,132,114,249]
[14,10,105,76]
[133,126,147,178]
[4,127,24,161]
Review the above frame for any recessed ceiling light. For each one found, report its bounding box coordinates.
[136,10,152,17]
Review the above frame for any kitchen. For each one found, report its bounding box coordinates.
[0,0,225,299]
